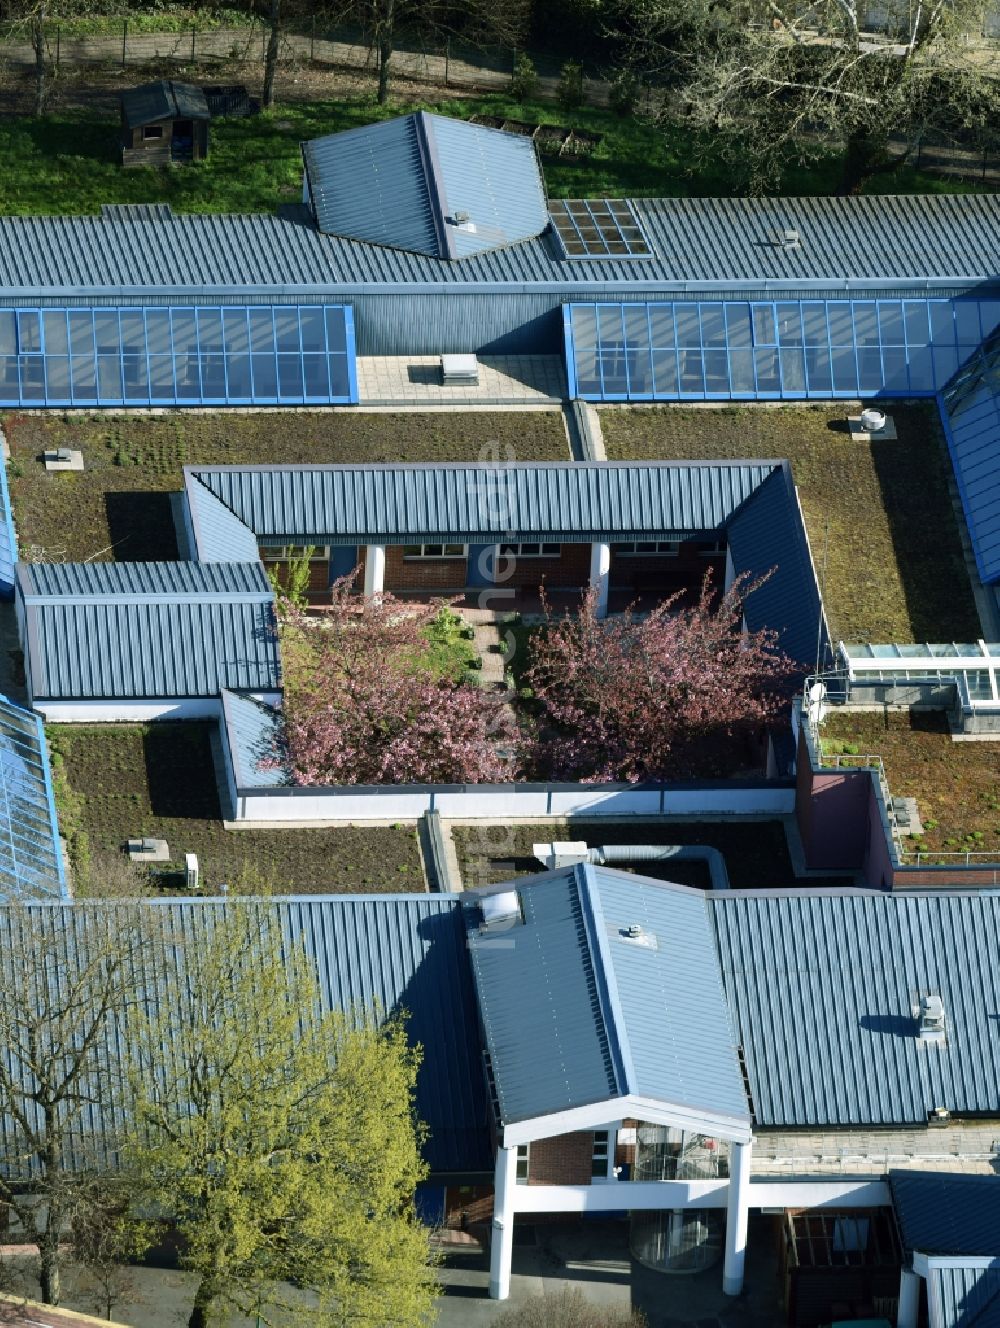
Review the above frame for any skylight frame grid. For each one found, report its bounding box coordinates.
[550,198,653,260]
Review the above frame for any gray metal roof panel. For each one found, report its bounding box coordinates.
[220,689,288,788]
[20,560,270,602]
[709,891,1000,1127]
[587,867,748,1122]
[0,193,998,297]
[27,599,280,700]
[928,1265,1000,1328]
[0,896,490,1175]
[465,868,624,1125]
[303,113,548,261]
[188,461,777,545]
[186,475,262,563]
[725,467,826,667]
[890,1173,1000,1256]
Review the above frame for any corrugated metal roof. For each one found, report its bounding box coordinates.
[23,599,280,701]
[120,80,210,128]
[940,331,1000,583]
[302,112,548,261]
[0,896,491,1176]
[187,462,776,546]
[928,1265,1000,1328]
[709,890,1000,1128]
[726,466,826,667]
[1,193,997,298]
[220,689,288,788]
[185,476,264,563]
[19,560,270,602]
[890,1173,1000,1256]
[465,866,749,1128]
[0,451,18,599]
[0,695,65,900]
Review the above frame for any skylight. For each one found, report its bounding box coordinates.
[550,199,652,259]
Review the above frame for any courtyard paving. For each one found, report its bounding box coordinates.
[356,355,567,405]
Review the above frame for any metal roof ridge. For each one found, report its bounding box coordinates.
[414,110,454,261]
[574,862,635,1099]
[184,459,788,475]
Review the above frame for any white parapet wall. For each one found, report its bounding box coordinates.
[231,782,796,824]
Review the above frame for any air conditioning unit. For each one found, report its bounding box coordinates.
[917,993,946,1043]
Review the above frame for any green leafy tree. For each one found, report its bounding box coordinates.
[124,901,437,1328]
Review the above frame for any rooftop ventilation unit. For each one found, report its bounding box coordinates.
[780,228,800,250]
[479,889,522,932]
[917,993,946,1044]
[452,210,470,224]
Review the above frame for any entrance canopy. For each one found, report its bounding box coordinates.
[564,297,1000,402]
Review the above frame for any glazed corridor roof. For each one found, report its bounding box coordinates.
[0,193,997,298]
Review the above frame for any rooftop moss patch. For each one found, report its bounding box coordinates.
[5,410,569,562]
[821,709,1000,860]
[49,722,424,894]
[601,403,980,645]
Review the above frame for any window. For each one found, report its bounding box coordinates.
[259,545,329,562]
[142,125,164,140]
[402,543,468,560]
[515,1144,530,1185]
[550,199,652,258]
[0,305,357,407]
[591,1130,611,1179]
[498,542,561,558]
[612,541,681,556]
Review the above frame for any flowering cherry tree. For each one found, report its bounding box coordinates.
[277,579,518,786]
[523,571,796,783]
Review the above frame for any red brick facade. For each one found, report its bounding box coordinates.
[526,1131,596,1186]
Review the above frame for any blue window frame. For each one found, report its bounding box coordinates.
[0,305,358,407]
[564,298,1000,403]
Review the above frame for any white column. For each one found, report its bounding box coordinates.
[722,1138,752,1296]
[897,1268,921,1328]
[590,542,611,619]
[363,543,386,597]
[489,1145,518,1300]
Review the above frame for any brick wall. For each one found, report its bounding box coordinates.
[262,558,331,597]
[384,546,468,594]
[500,543,591,591]
[527,1131,595,1186]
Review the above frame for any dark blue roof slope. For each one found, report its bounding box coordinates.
[220,689,288,788]
[929,1266,1000,1328]
[186,461,777,546]
[17,563,279,702]
[0,896,491,1176]
[120,80,210,128]
[940,328,1000,583]
[302,112,548,260]
[465,866,749,1130]
[726,467,826,667]
[0,194,997,299]
[709,890,1000,1128]
[890,1173,1000,1255]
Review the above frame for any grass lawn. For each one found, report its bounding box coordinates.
[49,722,425,894]
[0,91,978,216]
[821,710,1000,860]
[5,409,569,562]
[602,403,979,645]
[452,819,853,890]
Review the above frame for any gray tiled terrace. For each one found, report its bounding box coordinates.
[356,355,567,405]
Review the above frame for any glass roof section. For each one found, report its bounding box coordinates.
[550,199,652,258]
[0,694,65,899]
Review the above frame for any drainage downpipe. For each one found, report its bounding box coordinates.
[588,845,730,892]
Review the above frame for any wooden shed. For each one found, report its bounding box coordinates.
[120,81,210,167]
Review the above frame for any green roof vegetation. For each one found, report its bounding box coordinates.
[5,409,569,562]
[821,709,1000,862]
[49,722,424,893]
[601,403,980,645]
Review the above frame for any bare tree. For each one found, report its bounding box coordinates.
[262,0,282,108]
[0,902,148,1306]
[613,0,999,192]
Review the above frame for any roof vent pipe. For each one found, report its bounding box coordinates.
[532,842,729,891]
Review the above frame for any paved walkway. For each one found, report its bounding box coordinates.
[355,355,566,406]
